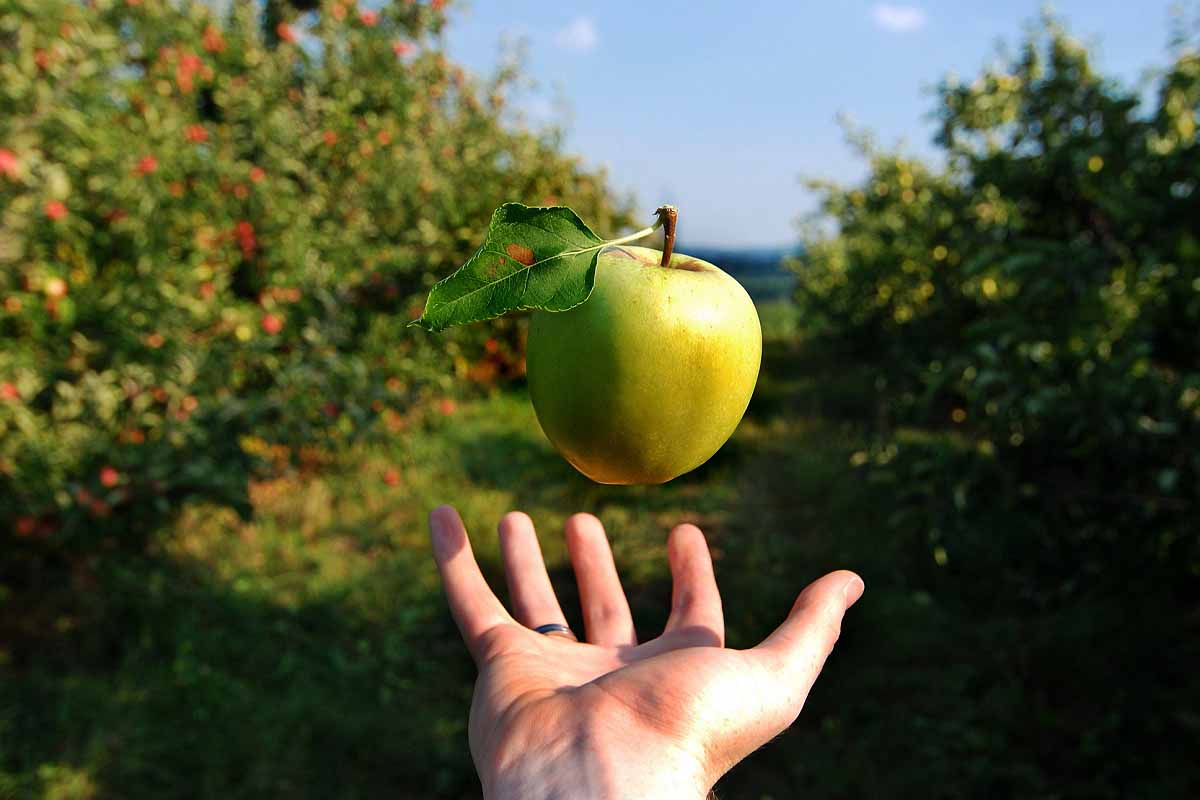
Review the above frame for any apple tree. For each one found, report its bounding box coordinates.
[792,17,1199,595]
[0,0,632,561]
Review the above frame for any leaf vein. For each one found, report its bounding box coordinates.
[429,243,604,315]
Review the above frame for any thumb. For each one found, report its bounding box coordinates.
[747,570,864,733]
[692,571,864,783]
[597,572,864,790]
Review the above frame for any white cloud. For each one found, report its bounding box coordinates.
[872,4,927,33]
[554,17,598,52]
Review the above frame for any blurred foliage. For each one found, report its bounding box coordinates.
[0,0,632,558]
[791,16,1200,599]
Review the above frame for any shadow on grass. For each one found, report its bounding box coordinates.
[749,337,885,426]
[706,411,1200,800]
[449,425,742,521]
[2,550,479,800]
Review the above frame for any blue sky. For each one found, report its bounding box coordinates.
[442,1,1189,246]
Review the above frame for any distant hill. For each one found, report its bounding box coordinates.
[677,243,802,300]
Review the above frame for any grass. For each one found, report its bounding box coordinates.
[4,302,1198,799]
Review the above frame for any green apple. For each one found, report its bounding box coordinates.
[526,245,761,485]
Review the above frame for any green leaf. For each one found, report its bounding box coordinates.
[412,203,606,332]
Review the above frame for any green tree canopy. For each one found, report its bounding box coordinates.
[792,16,1199,592]
[0,0,632,553]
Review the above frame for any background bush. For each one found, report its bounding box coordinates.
[792,17,1199,599]
[0,0,631,560]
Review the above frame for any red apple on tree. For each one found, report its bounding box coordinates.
[261,313,283,335]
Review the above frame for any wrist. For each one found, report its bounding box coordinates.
[479,696,709,800]
[484,748,708,800]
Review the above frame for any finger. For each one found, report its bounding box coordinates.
[498,511,570,632]
[681,571,863,771]
[663,524,724,646]
[747,570,864,724]
[565,513,636,647]
[429,505,513,662]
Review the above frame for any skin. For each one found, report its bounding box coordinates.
[526,245,762,485]
[428,505,864,800]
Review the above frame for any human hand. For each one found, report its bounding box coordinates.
[428,505,864,800]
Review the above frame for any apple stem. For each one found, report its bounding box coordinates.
[600,205,679,261]
[658,206,677,266]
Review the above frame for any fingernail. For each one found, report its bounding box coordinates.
[429,507,449,555]
[842,575,865,609]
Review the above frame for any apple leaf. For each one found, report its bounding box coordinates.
[412,203,608,332]
[412,203,672,332]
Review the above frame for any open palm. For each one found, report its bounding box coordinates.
[429,505,864,800]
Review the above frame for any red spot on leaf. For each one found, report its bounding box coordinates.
[482,258,503,279]
[505,244,535,266]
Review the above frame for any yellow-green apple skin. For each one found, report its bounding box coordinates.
[526,245,762,485]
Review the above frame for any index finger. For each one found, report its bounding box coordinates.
[429,505,513,662]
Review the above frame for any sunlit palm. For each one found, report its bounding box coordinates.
[429,506,863,796]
